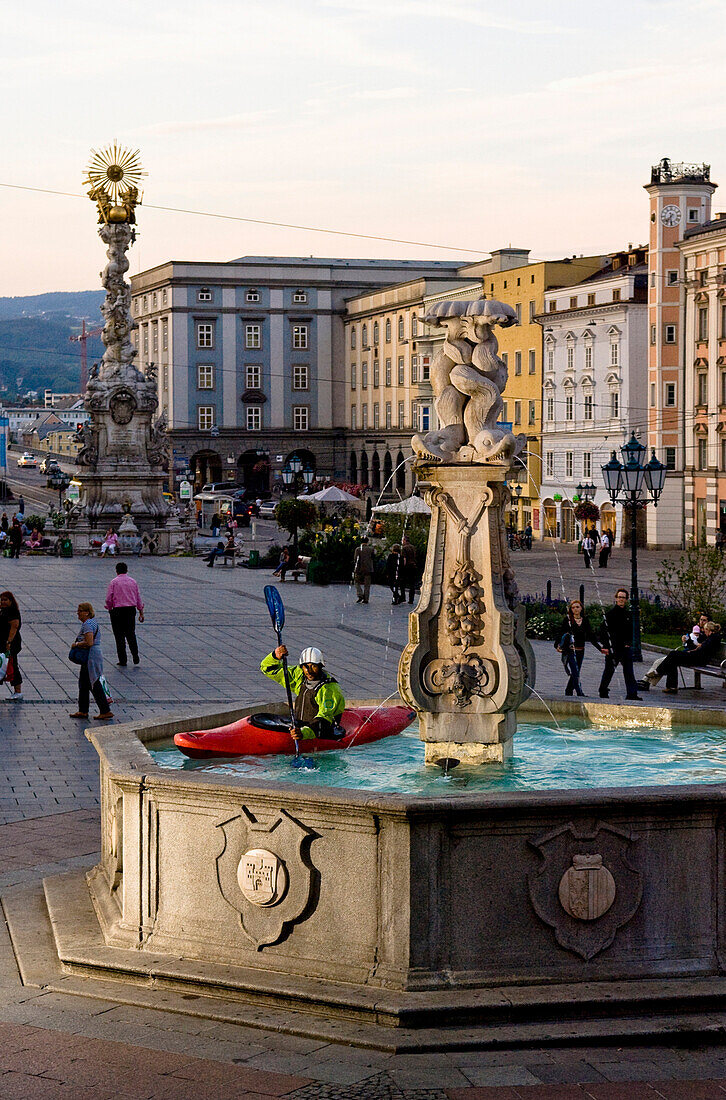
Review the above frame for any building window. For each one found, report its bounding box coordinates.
[650,382,656,406]
[501,352,508,368]
[528,399,536,425]
[529,300,536,321]
[584,345,593,370]
[566,452,573,478]
[351,327,356,349]
[162,289,167,305]
[667,270,679,286]
[583,452,592,478]
[567,345,574,370]
[584,394,593,420]
[398,400,404,427]
[152,292,158,309]
[362,405,368,429]
[293,364,309,390]
[351,406,357,430]
[246,365,261,389]
[362,324,368,347]
[412,314,418,337]
[373,321,379,344]
[515,303,521,324]
[610,391,620,418]
[698,306,709,341]
[587,293,595,306]
[152,324,158,353]
[385,402,391,429]
[373,360,380,388]
[143,295,147,311]
[697,373,707,405]
[421,355,431,381]
[610,341,619,366]
[245,324,260,349]
[502,401,508,423]
[688,208,701,223]
[385,358,391,386]
[373,403,380,429]
[722,438,726,471]
[665,446,676,470]
[665,382,676,406]
[665,324,677,343]
[515,351,522,375]
[247,406,261,431]
[546,452,554,477]
[198,405,215,431]
[398,316,404,339]
[565,394,574,420]
[698,437,707,469]
[198,287,212,302]
[411,356,418,384]
[197,323,213,349]
[293,406,309,431]
[612,288,621,302]
[546,348,554,372]
[385,318,391,342]
[514,400,521,425]
[246,289,260,302]
[528,349,536,375]
[569,296,577,309]
[546,396,554,421]
[722,303,726,338]
[420,404,430,430]
[398,357,404,385]
[721,370,726,405]
[699,270,708,286]
[361,361,368,389]
[162,320,168,350]
[143,328,149,356]
[293,290,307,303]
[292,325,308,349]
[197,364,214,390]
[411,402,417,429]
[651,324,656,345]
[351,363,357,390]
[548,301,557,312]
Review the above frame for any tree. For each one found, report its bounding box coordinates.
[275,499,318,555]
[652,542,726,622]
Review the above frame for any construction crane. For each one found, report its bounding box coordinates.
[69,320,103,392]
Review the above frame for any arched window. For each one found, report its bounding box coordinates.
[396,450,406,490]
[362,324,368,347]
[360,451,369,486]
[383,451,393,488]
[373,321,379,344]
[350,451,358,483]
[371,452,381,491]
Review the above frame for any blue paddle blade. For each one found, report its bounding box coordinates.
[291,755,316,770]
[263,584,285,633]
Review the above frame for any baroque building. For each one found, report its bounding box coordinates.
[130,256,463,492]
[538,248,648,544]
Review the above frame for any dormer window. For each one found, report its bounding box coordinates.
[198,287,212,302]
[246,289,260,303]
[293,290,307,303]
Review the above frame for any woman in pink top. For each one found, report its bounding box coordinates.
[100,529,118,556]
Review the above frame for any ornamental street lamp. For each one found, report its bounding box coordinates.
[576,481,597,502]
[601,432,667,661]
[281,456,315,494]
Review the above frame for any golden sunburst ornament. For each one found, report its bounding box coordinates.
[84,142,146,224]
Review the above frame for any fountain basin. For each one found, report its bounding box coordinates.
[32,696,726,1046]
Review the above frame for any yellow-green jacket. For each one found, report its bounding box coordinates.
[260,653,345,739]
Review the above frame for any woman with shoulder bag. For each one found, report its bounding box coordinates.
[555,599,605,697]
[69,602,113,721]
[0,591,23,700]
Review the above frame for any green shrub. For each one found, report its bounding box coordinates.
[24,514,45,533]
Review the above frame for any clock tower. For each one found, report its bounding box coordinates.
[645,159,716,547]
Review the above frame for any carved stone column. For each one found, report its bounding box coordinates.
[398,297,536,764]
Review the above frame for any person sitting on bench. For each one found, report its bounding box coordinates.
[653,621,722,694]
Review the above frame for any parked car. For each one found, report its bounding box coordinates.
[258,500,279,519]
[17,452,37,468]
[201,481,236,493]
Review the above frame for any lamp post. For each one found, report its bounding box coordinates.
[601,433,667,660]
[281,456,315,495]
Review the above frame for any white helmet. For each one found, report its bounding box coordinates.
[300,647,324,666]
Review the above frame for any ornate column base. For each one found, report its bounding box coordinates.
[424,737,513,766]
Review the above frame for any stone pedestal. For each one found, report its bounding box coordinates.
[398,463,535,764]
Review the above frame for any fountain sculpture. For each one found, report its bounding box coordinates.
[70,144,180,550]
[400,298,535,764]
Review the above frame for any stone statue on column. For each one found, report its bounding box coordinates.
[399,299,535,765]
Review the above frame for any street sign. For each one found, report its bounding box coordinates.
[179,480,192,500]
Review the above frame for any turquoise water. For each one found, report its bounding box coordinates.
[148,722,726,795]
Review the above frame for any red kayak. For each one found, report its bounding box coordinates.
[174,706,415,758]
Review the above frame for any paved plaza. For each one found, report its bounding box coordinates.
[0,549,724,1098]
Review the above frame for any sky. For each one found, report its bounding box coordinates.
[2,0,725,296]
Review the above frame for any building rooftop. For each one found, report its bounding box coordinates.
[683,213,726,240]
[649,158,712,185]
[226,255,465,269]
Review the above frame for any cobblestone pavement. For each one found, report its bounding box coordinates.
[0,553,724,1098]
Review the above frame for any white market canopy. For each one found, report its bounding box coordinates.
[372,495,431,516]
[298,485,361,503]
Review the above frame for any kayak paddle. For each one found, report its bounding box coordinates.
[263,584,314,769]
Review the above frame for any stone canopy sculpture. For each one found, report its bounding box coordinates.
[399,297,535,765]
[412,298,527,465]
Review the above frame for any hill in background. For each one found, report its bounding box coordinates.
[0,290,105,399]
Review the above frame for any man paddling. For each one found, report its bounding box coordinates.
[261,646,346,741]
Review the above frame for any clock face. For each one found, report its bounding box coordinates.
[661,204,682,228]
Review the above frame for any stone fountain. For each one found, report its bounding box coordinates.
[401,298,535,764]
[69,144,182,551]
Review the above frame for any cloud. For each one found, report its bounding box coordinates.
[352,87,418,100]
[319,0,572,34]
[134,110,278,136]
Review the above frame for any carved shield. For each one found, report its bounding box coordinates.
[528,822,642,960]
[216,808,316,950]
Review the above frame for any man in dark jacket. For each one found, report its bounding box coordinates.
[598,588,641,700]
[354,537,375,604]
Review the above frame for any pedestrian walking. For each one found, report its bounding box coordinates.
[582,532,595,568]
[354,536,375,604]
[105,562,144,667]
[69,602,113,721]
[523,523,533,550]
[555,599,604,697]
[8,520,22,559]
[598,588,641,700]
[401,534,418,604]
[0,591,23,701]
[210,511,221,537]
[598,530,611,568]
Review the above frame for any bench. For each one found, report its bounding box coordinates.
[289,555,310,582]
[24,537,55,556]
[690,662,726,689]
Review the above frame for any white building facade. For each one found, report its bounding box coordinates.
[538,248,648,545]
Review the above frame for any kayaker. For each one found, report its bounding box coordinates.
[261,645,346,741]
